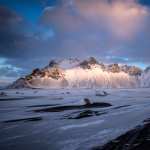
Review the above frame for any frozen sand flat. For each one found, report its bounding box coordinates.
[0,88,150,150]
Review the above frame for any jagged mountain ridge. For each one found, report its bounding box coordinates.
[9,57,149,89]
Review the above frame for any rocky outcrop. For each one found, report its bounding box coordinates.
[8,78,31,89]
[108,64,121,73]
[79,57,99,69]
[128,66,142,76]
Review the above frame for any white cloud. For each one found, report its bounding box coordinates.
[75,0,149,39]
[39,0,150,64]
[0,57,23,77]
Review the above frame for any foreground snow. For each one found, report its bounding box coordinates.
[0,88,150,150]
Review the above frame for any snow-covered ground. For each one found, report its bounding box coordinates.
[0,88,150,150]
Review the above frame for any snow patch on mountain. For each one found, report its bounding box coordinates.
[65,66,138,88]
[140,67,150,88]
[46,58,81,69]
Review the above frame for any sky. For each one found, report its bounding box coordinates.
[0,0,150,80]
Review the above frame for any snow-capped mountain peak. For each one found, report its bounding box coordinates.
[9,57,150,89]
[45,58,81,69]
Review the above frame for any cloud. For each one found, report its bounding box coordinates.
[82,0,148,39]
[0,57,23,78]
[41,0,149,39]
[0,0,150,77]
[40,0,150,65]
[0,6,57,62]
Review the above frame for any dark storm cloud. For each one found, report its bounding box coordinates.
[0,6,57,60]
[0,6,59,77]
[0,6,27,58]
[0,0,150,79]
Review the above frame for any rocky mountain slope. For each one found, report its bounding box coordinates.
[9,57,149,89]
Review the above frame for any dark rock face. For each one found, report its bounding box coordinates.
[106,64,142,75]
[8,78,30,89]
[34,102,112,112]
[3,116,42,123]
[0,92,7,96]
[144,66,150,73]
[121,65,131,73]
[64,110,107,119]
[26,68,42,80]
[88,57,99,65]
[33,66,65,80]
[121,65,142,76]
[99,63,106,71]
[108,64,121,73]
[84,98,92,105]
[28,66,64,80]
[128,66,142,76]
[96,91,109,97]
[93,120,150,150]
[48,67,64,80]
[31,68,41,76]
[69,110,95,119]
[79,57,99,69]
[49,60,58,68]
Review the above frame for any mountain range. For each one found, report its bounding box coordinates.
[9,57,150,89]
